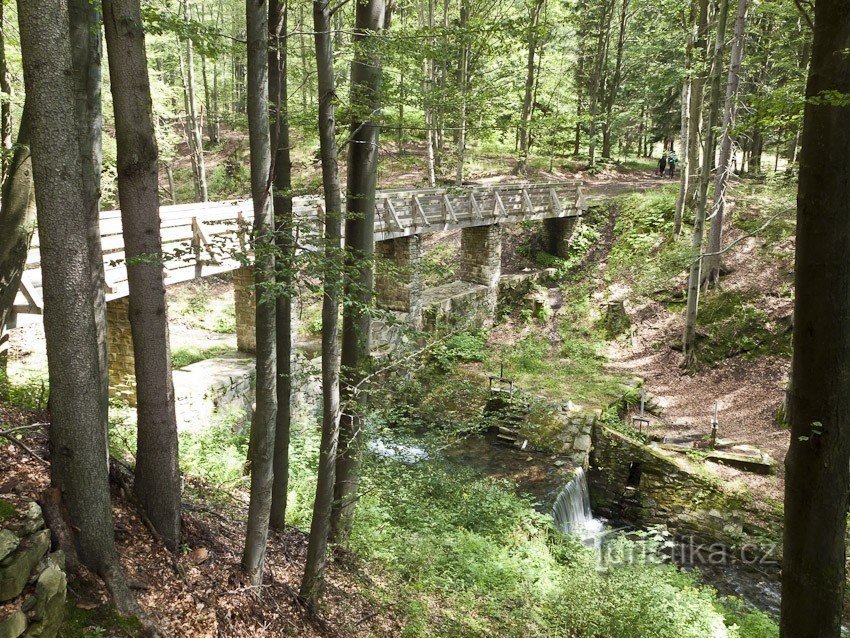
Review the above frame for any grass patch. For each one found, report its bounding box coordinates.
[171,344,235,369]
[60,598,143,637]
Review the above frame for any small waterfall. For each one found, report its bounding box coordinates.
[552,468,603,540]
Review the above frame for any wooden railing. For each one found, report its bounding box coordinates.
[14,180,584,315]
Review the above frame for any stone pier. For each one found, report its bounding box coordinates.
[459,224,501,314]
[374,235,423,324]
[542,217,580,258]
[106,297,136,405]
[233,266,256,353]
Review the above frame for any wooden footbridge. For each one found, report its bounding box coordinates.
[13,180,585,317]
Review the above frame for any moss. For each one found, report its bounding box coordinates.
[59,600,143,637]
[171,344,235,369]
[697,290,792,365]
[0,498,18,523]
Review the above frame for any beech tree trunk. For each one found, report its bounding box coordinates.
[330,0,386,545]
[0,2,11,183]
[300,0,343,607]
[587,0,614,166]
[682,0,730,365]
[269,0,294,531]
[103,0,182,552]
[17,0,138,613]
[704,0,748,285]
[242,0,278,586]
[781,1,850,635]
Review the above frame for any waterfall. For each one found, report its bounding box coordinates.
[552,468,602,540]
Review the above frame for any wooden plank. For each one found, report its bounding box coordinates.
[550,188,563,216]
[383,197,403,231]
[521,188,534,216]
[441,193,458,223]
[16,272,43,313]
[469,193,482,220]
[493,191,507,220]
[411,195,429,227]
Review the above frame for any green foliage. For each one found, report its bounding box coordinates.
[0,367,49,410]
[421,243,460,288]
[697,290,792,365]
[428,332,488,371]
[178,409,250,488]
[60,598,143,637]
[608,188,690,296]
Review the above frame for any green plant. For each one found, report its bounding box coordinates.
[171,344,234,369]
[428,332,488,371]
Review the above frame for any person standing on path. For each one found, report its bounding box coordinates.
[658,152,667,177]
[667,151,677,177]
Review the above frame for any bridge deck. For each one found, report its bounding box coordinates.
[15,180,584,315]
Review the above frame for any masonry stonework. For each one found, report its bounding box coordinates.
[234,266,256,354]
[106,297,136,406]
[542,217,580,258]
[374,235,423,318]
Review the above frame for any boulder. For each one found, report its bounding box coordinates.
[0,531,20,563]
[0,530,51,602]
[23,564,66,638]
[0,611,27,638]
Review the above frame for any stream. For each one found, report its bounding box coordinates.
[370,429,784,622]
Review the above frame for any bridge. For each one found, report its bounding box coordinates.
[13,180,586,402]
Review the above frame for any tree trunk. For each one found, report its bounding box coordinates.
[241,0,278,586]
[781,1,850,634]
[587,0,614,166]
[454,0,469,186]
[69,0,109,433]
[0,105,34,377]
[704,0,748,285]
[0,2,12,183]
[600,0,627,159]
[103,0,182,552]
[517,0,545,174]
[17,0,138,614]
[674,0,698,236]
[183,0,209,202]
[330,0,385,545]
[269,0,294,532]
[682,0,730,365]
[683,0,709,210]
[300,0,343,607]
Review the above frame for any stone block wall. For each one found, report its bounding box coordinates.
[588,426,754,547]
[233,266,256,354]
[0,496,66,638]
[106,297,136,406]
[374,235,423,319]
[459,225,502,289]
[172,356,256,432]
[542,217,580,258]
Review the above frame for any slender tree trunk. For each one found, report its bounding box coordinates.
[183,0,209,202]
[684,0,709,209]
[601,0,628,159]
[300,0,343,607]
[518,0,545,174]
[242,0,278,586]
[103,0,182,552]
[69,0,109,432]
[422,0,436,186]
[782,3,850,636]
[587,0,614,166]
[330,0,385,545]
[673,0,693,239]
[682,0,730,365]
[0,2,11,183]
[0,105,34,378]
[269,0,294,531]
[454,0,469,186]
[201,53,220,145]
[704,0,748,285]
[18,0,138,613]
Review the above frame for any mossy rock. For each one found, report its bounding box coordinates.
[0,610,27,638]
